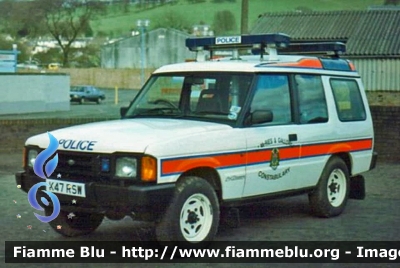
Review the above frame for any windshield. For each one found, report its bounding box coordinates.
[124,73,253,124]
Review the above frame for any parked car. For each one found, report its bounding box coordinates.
[70,85,105,104]
[48,63,61,70]
[17,62,40,70]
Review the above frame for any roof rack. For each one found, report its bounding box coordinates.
[278,41,346,57]
[186,34,347,61]
[186,33,290,61]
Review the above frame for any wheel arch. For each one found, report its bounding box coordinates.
[178,166,222,201]
[331,152,352,175]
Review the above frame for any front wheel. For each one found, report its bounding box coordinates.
[46,209,104,237]
[309,156,350,217]
[156,176,219,245]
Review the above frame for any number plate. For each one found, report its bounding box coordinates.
[46,179,86,198]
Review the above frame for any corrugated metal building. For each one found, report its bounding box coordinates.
[101,28,196,69]
[251,10,400,91]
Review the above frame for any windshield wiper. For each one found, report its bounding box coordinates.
[127,108,183,118]
[194,111,229,115]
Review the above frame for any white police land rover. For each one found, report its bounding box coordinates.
[16,33,377,244]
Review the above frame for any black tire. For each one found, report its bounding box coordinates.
[46,209,104,237]
[156,176,219,246]
[96,97,102,104]
[309,156,350,217]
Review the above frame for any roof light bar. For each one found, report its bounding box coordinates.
[279,42,346,56]
[186,33,290,52]
[186,34,347,61]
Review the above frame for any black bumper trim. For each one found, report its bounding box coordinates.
[15,171,175,216]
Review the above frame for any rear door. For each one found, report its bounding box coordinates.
[289,74,332,189]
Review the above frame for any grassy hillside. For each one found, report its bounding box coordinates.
[91,0,384,37]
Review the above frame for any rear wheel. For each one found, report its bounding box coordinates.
[46,209,104,237]
[309,156,350,217]
[96,97,102,104]
[156,176,219,246]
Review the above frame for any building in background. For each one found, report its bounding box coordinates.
[251,9,400,92]
[101,28,195,69]
[0,45,19,73]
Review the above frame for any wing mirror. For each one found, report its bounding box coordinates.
[120,106,129,117]
[247,110,273,125]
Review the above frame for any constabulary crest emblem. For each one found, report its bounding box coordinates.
[270,148,280,170]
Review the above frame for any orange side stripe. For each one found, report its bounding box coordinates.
[161,139,373,176]
[247,146,300,164]
[162,153,246,175]
[301,139,373,157]
[272,58,323,69]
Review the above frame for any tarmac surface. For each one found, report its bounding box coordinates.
[0,88,399,267]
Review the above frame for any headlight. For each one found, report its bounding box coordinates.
[115,157,137,178]
[27,149,38,168]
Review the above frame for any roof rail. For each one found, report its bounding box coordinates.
[186,33,290,61]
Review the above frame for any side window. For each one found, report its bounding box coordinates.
[330,79,366,121]
[296,75,328,124]
[250,75,292,125]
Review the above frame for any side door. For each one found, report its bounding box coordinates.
[291,74,332,189]
[242,74,302,197]
[84,87,93,99]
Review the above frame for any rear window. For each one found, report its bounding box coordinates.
[330,79,366,121]
[296,74,328,124]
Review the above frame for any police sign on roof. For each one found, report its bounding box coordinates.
[215,36,242,45]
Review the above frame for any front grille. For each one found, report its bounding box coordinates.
[53,151,111,183]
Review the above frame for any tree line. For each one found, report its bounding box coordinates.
[0,0,243,67]
[0,0,106,67]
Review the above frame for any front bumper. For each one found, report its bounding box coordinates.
[70,96,82,101]
[16,171,175,220]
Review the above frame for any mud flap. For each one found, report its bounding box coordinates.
[349,175,365,200]
[220,207,240,228]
